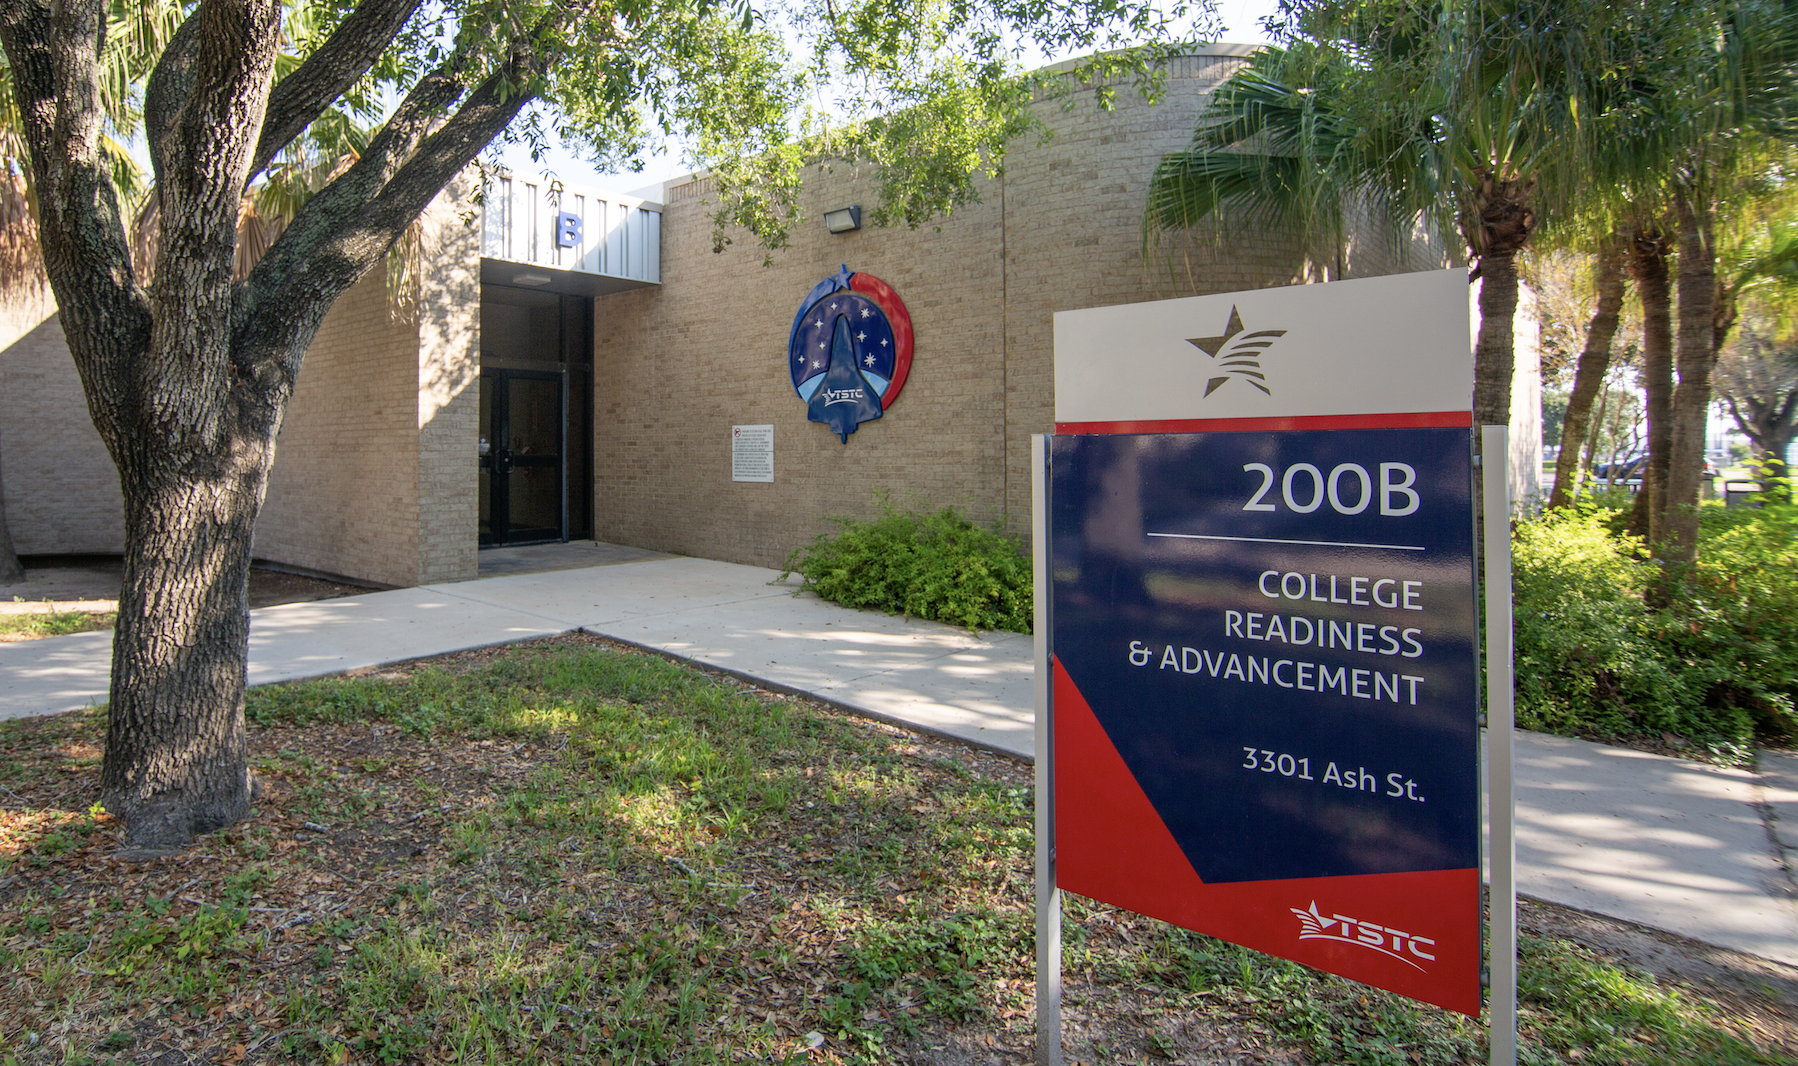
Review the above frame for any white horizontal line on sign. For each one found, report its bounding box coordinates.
[1147,532,1427,552]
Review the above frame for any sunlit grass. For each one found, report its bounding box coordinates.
[0,609,114,641]
[0,640,1788,1064]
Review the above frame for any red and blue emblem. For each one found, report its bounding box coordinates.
[790,265,913,442]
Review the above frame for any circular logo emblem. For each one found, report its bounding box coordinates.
[789,264,913,442]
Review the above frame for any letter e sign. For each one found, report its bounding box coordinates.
[555,210,582,249]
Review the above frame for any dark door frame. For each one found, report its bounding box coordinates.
[479,368,565,547]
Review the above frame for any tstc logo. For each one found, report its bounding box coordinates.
[1188,305,1287,397]
[1289,901,1437,970]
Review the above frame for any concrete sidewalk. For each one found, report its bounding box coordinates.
[2,552,1795,967]
[0,555,1035,753]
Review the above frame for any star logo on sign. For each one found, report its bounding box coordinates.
[1187,305,1287,397]
[857,331,867,342]
[860,308,871,318]
[864,354,875,367]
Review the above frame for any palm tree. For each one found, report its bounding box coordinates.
[1148,0,1593,436]
[1601,0,1798,570]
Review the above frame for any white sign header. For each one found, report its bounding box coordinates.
[1053,269,1472,427]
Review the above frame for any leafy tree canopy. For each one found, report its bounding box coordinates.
[60,0,1202,254]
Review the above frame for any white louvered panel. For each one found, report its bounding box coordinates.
[480,172,660,284]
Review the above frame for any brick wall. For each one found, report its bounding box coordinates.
[0,290,126,555]
[592,160,1008,566]
[258,184,481,588]
[257,269,423,587]
[415,178,482,584]
[590,49,1425,566]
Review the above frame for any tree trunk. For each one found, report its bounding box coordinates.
[1627,225,1674,542]
[1473,250,1520,432]
[1661,195,1718,570]
[101,442,272,844]
[3,0,538,847]
[1549,239,1627,508]
[1583,383,1609,475]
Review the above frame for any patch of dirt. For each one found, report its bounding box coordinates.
[0,559,374,637]
[243,567,376,609]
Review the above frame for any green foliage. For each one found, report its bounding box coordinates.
[1517,932,1783,1064]
[1676,502,1798,736]
[781,499,1031,633]
[1512,505,1718,742]
[827,908,1022,1033]
[1511,501,1798,755]
[0,609,114,640]
[508,0,1199,256]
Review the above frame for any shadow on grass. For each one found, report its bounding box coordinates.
[0,636,1788,1065]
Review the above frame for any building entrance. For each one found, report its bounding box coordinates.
[478,285,592,547]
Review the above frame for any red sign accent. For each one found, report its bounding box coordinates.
[1055,657,1481,1016]
[1055,410,1473,436]
[849,272,914,407]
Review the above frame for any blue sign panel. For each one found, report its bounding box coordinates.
[1050,426,1480,1013]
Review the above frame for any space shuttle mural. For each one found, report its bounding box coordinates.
[789,265,914,442]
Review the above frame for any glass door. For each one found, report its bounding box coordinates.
[479,370,565,546]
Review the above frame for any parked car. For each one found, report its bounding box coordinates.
[1592,456,1647,484]
[1589,455,1718,489]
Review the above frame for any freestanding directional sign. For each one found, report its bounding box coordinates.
[1040,269,1481,1021]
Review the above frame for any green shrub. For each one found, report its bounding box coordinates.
[782,499,1031,633]
[1512,506,1722,746]
[1512,500,1798,756]
[1676,502,1798,738]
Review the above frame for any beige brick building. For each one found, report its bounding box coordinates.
[0,46,1470,587]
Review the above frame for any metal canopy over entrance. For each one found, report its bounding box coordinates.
[480,173,661,296]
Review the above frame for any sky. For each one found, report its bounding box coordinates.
[493,0,1283,198]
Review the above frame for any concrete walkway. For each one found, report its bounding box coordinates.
[2,551,1796,967]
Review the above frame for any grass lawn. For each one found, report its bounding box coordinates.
[0,610,114,643]
[0,635,1791,1065]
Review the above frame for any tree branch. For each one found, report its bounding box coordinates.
[141,0,282,454]
[246,0,426,183]
[230,41,545,401]
[0,0,151,451]
[142,10,202,184]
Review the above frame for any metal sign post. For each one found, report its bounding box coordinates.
[1482,426,1518,1066]
[1033,433,1062,1066]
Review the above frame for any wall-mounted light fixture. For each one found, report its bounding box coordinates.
[823,205,862,234]
[512,272,553,286]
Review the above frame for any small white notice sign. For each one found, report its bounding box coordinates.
[731,424,774,482]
